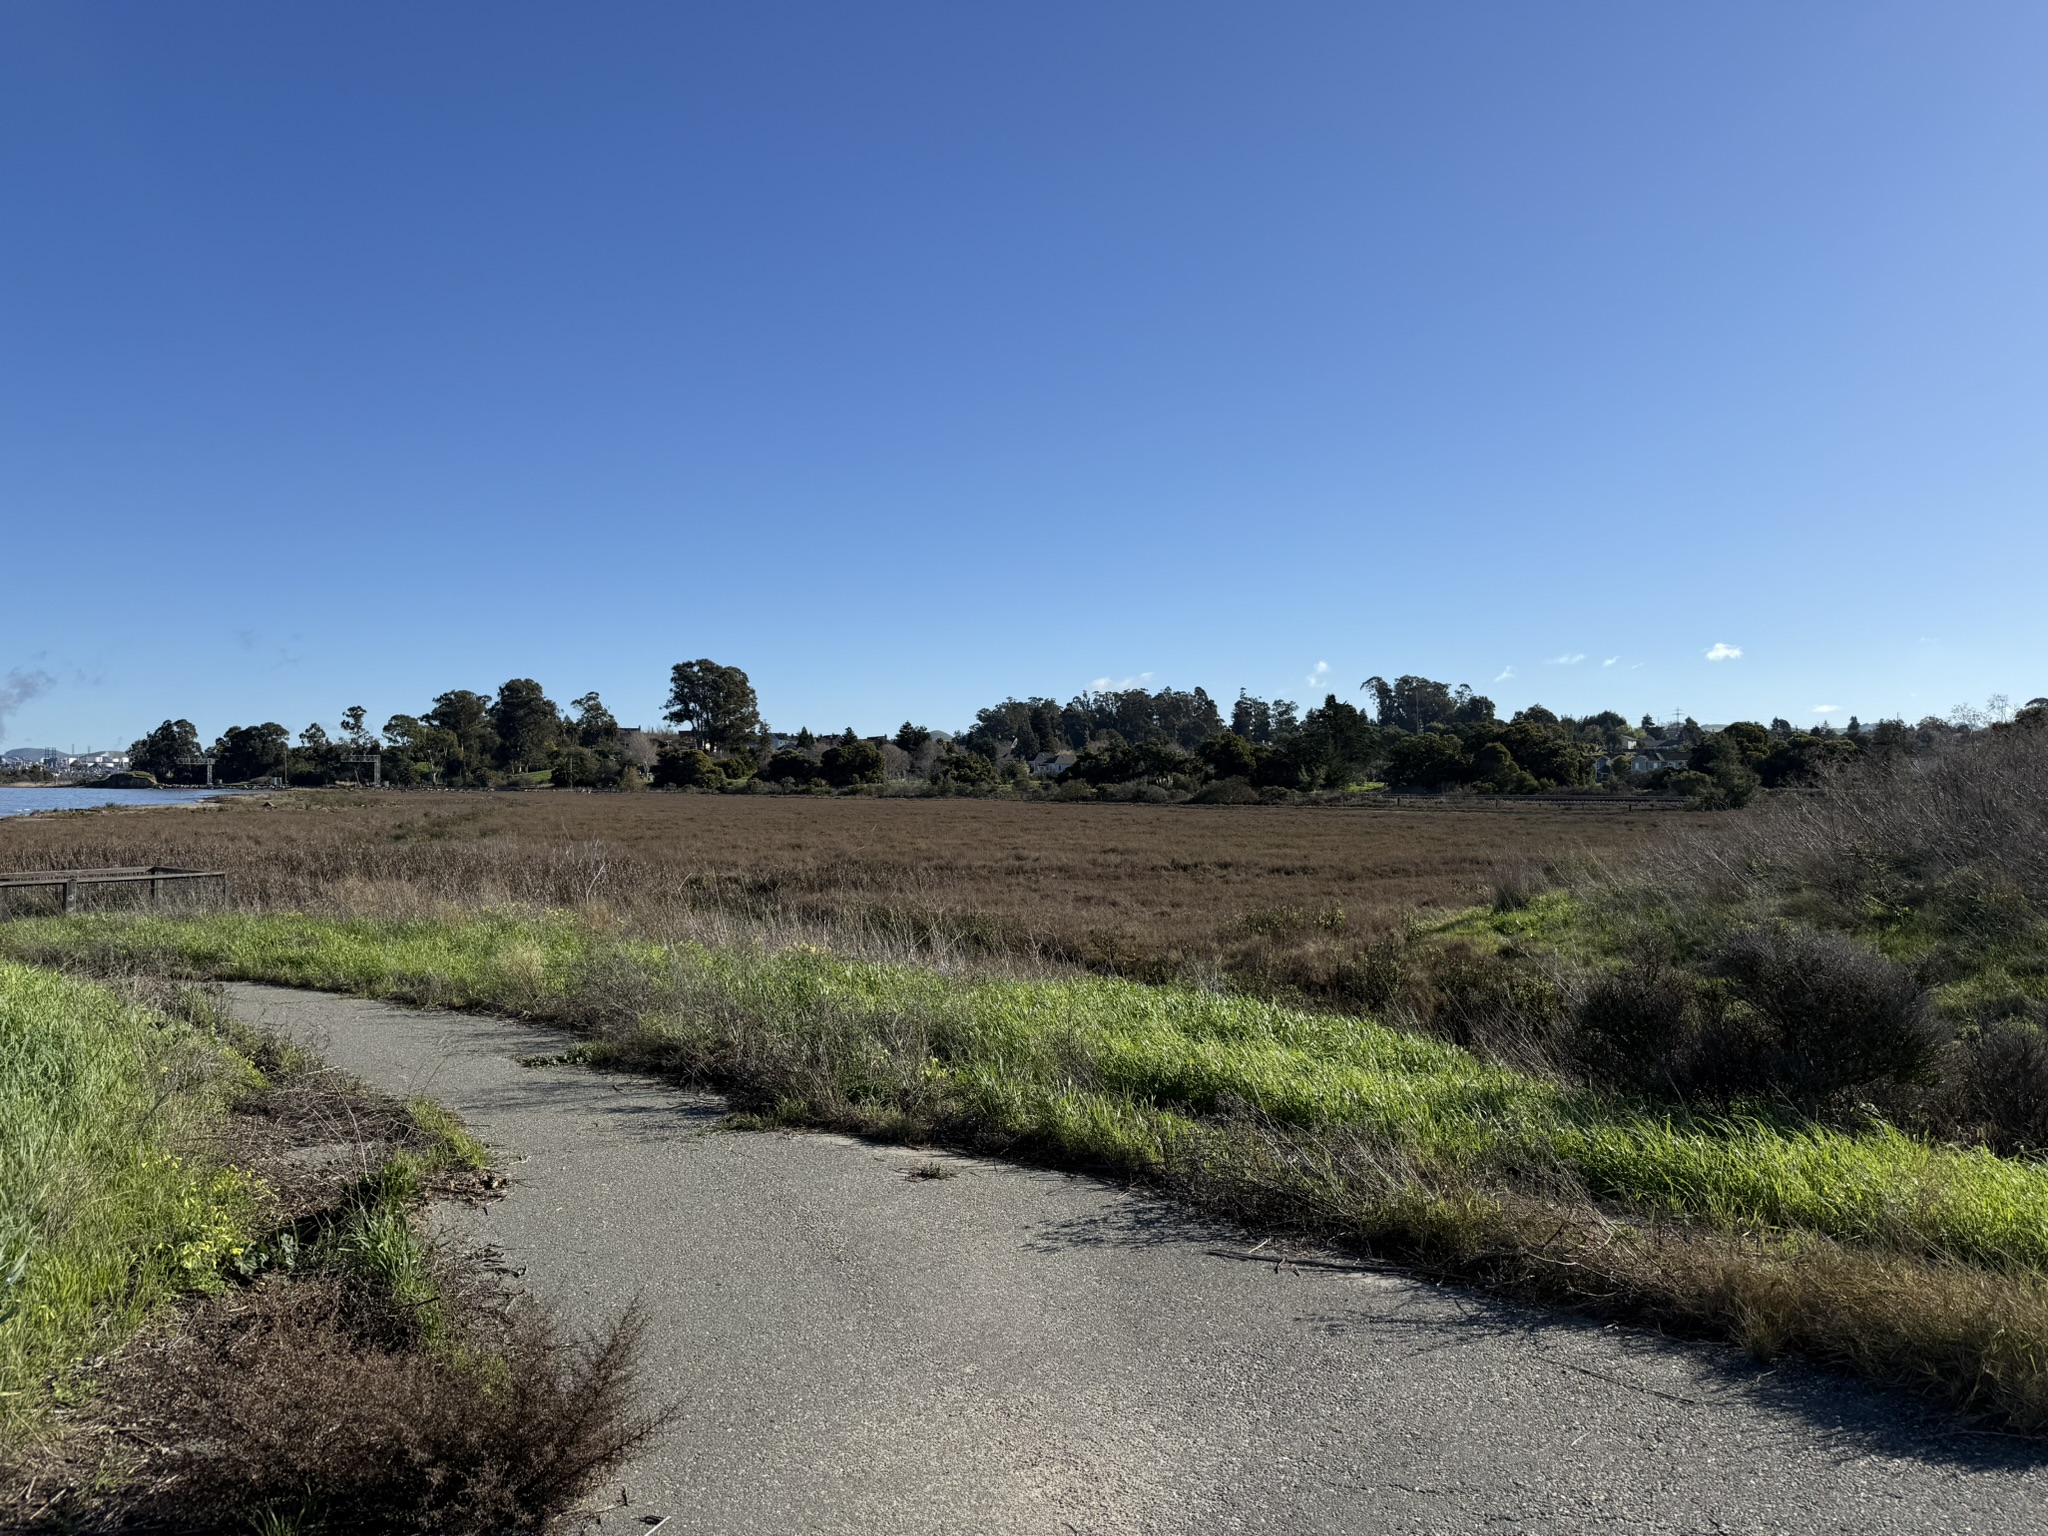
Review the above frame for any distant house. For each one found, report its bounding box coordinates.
[1027,751,1077,778]
[1618,746,1689,776]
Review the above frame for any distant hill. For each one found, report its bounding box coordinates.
[1,748,67,763]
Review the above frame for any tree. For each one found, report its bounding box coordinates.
[489,679,563,772]
[821,739,885,787]
[1679,733,1761,808]
[762,749,825,787]
[211,723,290,783]
[664,660,763,754]
[655,746,727,788]
[1289,695,1382,787]
[1200,732,1259,780]
[382,714,459,781]
[129,719,202,783]
[1472,741,1538,794]
[930,744,1001,792]
[1362,676,1490,733]
[1383,730,1472,791]
[339,705,375,749]
[893,722,932,755]
[1757,733,1859,788]
[424,690,499,781]
[1230,691,1271,742]
[570,692,620,750]
[550,744,602,788]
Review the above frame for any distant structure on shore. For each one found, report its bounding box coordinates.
[0,747,131,777]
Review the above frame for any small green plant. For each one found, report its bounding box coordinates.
[407,1097,490,1172]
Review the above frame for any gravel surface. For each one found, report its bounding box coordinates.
[225,982,2048,1536]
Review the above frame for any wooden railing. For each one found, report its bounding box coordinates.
[0,866,229,915]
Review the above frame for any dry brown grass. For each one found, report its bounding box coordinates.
[0,790,1675,997]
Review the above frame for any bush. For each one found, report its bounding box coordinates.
[113,1276,661,1533]
[1569,956,1701,1096]
[653,747,725,789]
[930,746,1000,793]
[820,739,884,788]
[548,745,603,788]
[1967,1017,2048,1155]
[1709,925,1944,1103]
[1188,777,1259,805]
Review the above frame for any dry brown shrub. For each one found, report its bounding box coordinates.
[99,1276,661,1534]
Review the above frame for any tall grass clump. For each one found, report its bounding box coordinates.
[0,963,255,1447]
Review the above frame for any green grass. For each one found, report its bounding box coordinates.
[9,910,2047,1270]
[0,963,257,1445]
[15,908,2048,1427]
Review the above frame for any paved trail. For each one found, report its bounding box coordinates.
[225,982,2048,1536]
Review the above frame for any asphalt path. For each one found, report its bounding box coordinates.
[223,981,2048,1536]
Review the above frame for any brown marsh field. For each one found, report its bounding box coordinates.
[0,789,1676,1003]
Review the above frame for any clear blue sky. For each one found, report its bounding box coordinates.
[4,2,2044,751]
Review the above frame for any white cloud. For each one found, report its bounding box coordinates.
[1814,705,1839,714]
[1547,652,1586,666]
[1704,643,1742,662]
[1602,656,1620,668]
[1088,671,1155,692]
[1304,660,1331,689]
[1493,665,1516,683]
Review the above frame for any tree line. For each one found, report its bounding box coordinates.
[118,661,2048,804]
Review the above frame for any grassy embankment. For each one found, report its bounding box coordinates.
[0,963,255,1451]
[1,959,655,1532]
[9,908,2048,1431]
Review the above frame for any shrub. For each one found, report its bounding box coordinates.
[1188,777,1259,805]
[1569,956,1701,1096]
[820,739,885,788]
[1198,732,1258,780]
[929,746,1000,793]
[548,745,603,788]
[653,747,725,789]
[1968,1017,2048,1155]
[1709,925,1944,1102]
[761,749,824,787]
[113,1277,662,1533]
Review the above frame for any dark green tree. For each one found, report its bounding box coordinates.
[128,719,202,783]
[570,692,620,750]
[762,749,825,787]
[655,745,728,788]
[382,714,459,781]
[489,679,564,772]
[821,739,885,787]
[424,690,499,781]
[211,723,290,783]
[930,745,1001,792]
[1200,732,1259,780]
[1362,675,1491,732]
[664,660,763,754]
[893,722,932,755]
[1383,730,1472,791]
